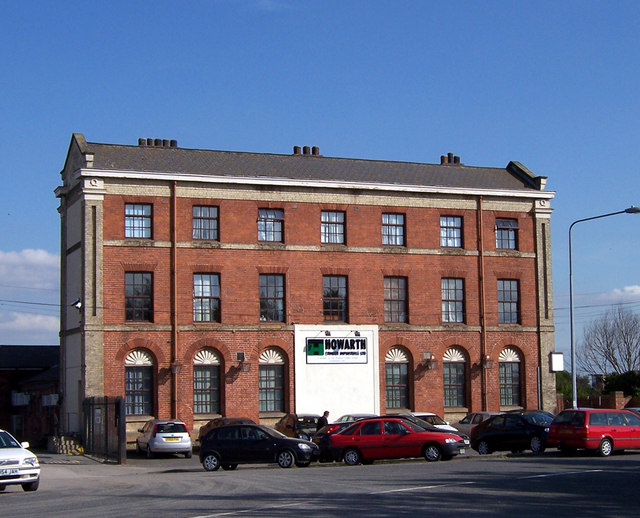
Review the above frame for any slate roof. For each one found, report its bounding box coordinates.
[0,345,59,370]
[76,136,548,194]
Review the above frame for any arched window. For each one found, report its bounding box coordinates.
[385,347,409,409]
[259,348,285,412]
[125,350,153,416]
[443,347,466,408]
[499,347,522,406]
[193,349,221,414]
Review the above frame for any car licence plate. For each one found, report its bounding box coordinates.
[164,437,179,441]
[459,449,465,454]
[0,468,19,476]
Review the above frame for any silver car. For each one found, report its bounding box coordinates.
[136,419,193,458]
[456,412,503,435]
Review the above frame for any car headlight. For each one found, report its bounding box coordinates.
[24,456,39,467]
[297,443,311,451]
[445,438,458,444]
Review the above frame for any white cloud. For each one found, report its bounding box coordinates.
[0,249,59,290]
[0,249,60,345]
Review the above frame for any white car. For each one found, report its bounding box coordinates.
[0,429,40,492]
[402,412,459,433]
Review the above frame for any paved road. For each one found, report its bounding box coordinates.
[2,450,640,517]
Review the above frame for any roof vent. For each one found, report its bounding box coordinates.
[440,152,460,165]
[138,138,178,148]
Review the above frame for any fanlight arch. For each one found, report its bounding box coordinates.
[385,347,409,363]
[499,347,521,362]
[194,349,221,365]
[125,349,153,366]
[259,348,284,365]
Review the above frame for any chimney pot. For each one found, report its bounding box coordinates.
[441,155,447,165]
[154,138,162,147]
[170,140,177,147]
[138,138,146,146]
[312,146,319,156]
[147,138,154,146]
[454,156,460,164]
[162,139,169,147]
[303,146,310,155]
[293,146,301,155]
[447,152,454,163]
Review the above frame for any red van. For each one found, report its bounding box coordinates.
[547,408,640,456]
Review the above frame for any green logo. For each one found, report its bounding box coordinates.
[307,339,324,356]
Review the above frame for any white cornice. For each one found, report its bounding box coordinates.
[76,168,556,200]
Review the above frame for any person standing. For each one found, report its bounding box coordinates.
[317,410,330,431]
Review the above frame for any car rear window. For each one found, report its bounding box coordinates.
[523,413,553,426]
[554,411,585,425]
[157,423,187,433]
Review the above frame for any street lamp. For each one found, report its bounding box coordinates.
[569,206,640,408]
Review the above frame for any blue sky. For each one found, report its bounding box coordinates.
[1,0,639,368]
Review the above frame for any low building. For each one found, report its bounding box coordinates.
[0,345,60,446]
[55,135,556,441]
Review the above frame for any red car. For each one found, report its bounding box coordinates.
[547,408,640,456]
[329,416,467,464]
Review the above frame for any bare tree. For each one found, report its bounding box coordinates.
[577,305,640,375]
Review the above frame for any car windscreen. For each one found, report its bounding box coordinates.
[259,425,287,439]
[0,431,21,448]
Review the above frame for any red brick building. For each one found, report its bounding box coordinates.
[56,135,556,440]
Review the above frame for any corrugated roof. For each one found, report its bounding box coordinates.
[81,139,546,193]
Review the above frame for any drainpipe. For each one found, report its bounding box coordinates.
[171,181,179,419]
[477,196,488,411]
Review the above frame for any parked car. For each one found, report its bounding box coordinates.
[198,417,255,441]
[398,412,459,433]
[313,415,377,461]
[624,407,640,417]
[0,429,40,492]
[398,414,470,443]
[547,408,640,456]
[456,412,503,435]
[335,413,378,423]
[470,411,553,455]
[329,416,467,464]
[274,413,321,440]
[136,419,193,458]
[199,424,320,471]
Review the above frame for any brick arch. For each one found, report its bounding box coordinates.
[379,336,419,363]
[115,338,167,366]
[183,338,230,367]
[256,337,291,362]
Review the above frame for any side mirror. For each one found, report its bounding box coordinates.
[21,441,30,449]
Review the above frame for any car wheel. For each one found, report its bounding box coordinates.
[343,448,361,466]
[277,450,295,468]
[146,445,154,459]
[202,453,221,471]
[424,443,443,462]
[530,436,545,454]
[598,438,613,457]
[295,460,311,467]
[477,440,491,455]
[22,479,39,492]
[185,450,192,459]
[221,464,238,471]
